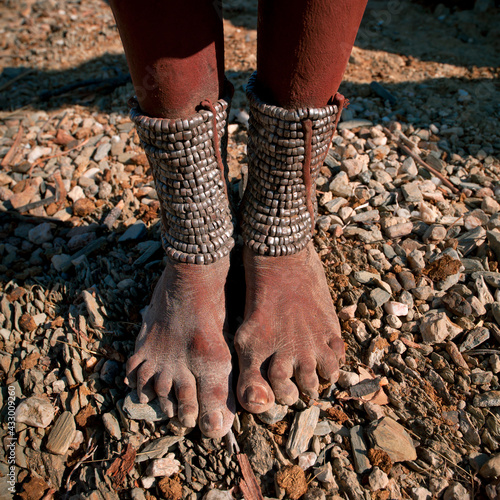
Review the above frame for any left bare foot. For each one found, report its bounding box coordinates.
[234,241,345,413]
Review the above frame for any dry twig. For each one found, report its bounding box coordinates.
[237,453,264,500]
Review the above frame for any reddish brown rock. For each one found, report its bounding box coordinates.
[73,198,96,217]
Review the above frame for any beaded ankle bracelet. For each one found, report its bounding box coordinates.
[241,72,344,256]
[129,82,234,264]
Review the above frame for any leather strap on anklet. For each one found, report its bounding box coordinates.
[129,82,235,265]
[241,71,342,257]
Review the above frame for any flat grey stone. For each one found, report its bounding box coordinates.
[136,436,183,463]
[256,403,288,425]
[119,221,147,242]
[366,417,417,462]
[286,406,320,460]
[122,393,167,422]
[350,425,371,474]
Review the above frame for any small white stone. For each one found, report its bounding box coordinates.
[146,454,181,477]
[82,167,101,179]
[141,476,155,489]
[368,467,389,491]
[384,301,408,316]
[68,185,85,202]
[298,452,317,470]
[15,395,54,428]
[411,486,432,500]
[70,430,85,450]
[338,370,360,388]
[28,146,51,163]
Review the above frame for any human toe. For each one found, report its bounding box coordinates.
[237,367,275,413]
[294,357,320,399]
[174,371,199,428]
[197,370,235,438]
[268,356,299,405]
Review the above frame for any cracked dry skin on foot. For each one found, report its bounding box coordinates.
[125,256,235,438]
[235,241,345,413]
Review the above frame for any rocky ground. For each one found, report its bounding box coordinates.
[1,0,500,499]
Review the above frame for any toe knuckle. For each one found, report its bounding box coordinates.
[269,363,288,380]
[300,358,317,373]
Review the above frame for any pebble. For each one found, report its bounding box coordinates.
[368,467,389,491]
[324,197,348,214]
[298,452,317,470]
[145,454,181,477]
[352,271,380,284]
[420,310,463,344]
[203,491,233,500]
[366,417,417,462]
[102,412,122,440]
[286,406,320,460]
[15,395,55,428]
[136,436,183,463]
[52,254,72,272]
[385,222,414,239]
[256,403,288,425]
[122,393,167,422]
[68,185,85,202]
[442,291,473,317]
[81,290,104,328]
[411,487,432,500]
[119,221,147,242]
[338,370,360,388]
[473,391,500,407]
[28,222,52,245]
[341,158,364,178]
[350,425,371,474]
[94,142,111,162]
[46,411,76,455]
[443,482,470,500]
[370,288,391,308]
[384,301,408,316]
[479,453,500,479]
[401,182,423,202]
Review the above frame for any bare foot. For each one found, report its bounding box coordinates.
[235,242,345,413]
[125,257,234,438]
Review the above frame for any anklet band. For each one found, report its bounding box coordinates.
[129,82,234,264]
[242,72,341,256]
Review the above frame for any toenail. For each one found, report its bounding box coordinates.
[200,411,223,432]
[182,416,196,428]
[243,385,269,406]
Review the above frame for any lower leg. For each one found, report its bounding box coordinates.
[109,0,235,437]
[257,0,368,108]
[236,0,367,413]
[109,0,224,118]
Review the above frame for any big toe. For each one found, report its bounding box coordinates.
[237,368,275,413]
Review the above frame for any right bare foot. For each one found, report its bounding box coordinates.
[125,256,234,438]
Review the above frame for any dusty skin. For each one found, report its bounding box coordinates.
[124,256,235,439]
[235,242,345,413]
